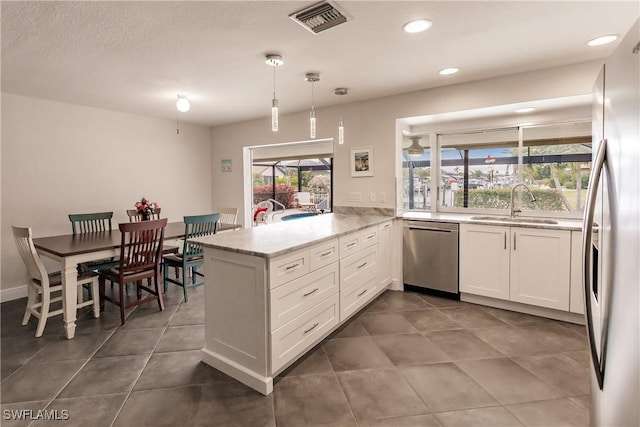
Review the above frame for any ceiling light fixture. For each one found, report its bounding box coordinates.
[306,73,320,139]
[402,19,432,34]
[587,34,619,47]
[439,67,459,75]
[176,95,190,112]
[265,54,283,132]
[176,95,190,135]
[515,107,536,113]
[407,136,424,157]
[334,88,348,145]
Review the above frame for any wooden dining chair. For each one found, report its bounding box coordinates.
[217,207,239,226]
[98,218,168,325]
[13,225,99,337]
[126,207,179,277]
[68,212,118,300]
[163,213,220,302]
[69,211,113,233]
[68,212,116,268]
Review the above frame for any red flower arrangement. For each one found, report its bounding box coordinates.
[135,197,159,218]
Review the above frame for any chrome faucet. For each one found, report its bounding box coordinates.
[509,182,536,217]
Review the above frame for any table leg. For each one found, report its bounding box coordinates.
[62,263,79,339]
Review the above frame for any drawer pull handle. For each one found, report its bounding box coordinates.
[357,289,368,297]
[357,262,367,269]
[383,224,391,229]
[303,288,319,297]
[366,234,375,240]
[346,242,357,248]
[304,322,319,334]
[320,251,333,257]
[285,263,300,271]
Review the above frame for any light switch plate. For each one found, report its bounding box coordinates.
[370,192,376,202]
[379,192,386,203]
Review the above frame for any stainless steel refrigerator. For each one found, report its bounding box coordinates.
[584,18,639,426]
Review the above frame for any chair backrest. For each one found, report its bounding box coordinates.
[12,226,48,284]
[69,212,113,234]
[182,213,220,260]
[118,218,167,273]
[255,200,273,212]
[126,207,161,222]
[217,207,239,225]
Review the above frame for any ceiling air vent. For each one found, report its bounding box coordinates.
[289,1,351,35]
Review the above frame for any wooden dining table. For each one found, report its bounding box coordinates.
[33,221,240,339]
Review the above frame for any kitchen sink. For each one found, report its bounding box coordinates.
[470,216,558,225]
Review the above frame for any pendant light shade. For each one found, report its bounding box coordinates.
[306,73,320,139]
[334,88,348,144]
[407,136,425,156]
[266,54,283,132]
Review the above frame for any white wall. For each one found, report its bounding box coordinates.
[210,60,603,217]
[1,94,212,299]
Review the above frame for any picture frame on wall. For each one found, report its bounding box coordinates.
[350,146,373,177]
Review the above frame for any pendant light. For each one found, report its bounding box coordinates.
[407,136,425,156]
[334,88,348,144]
[306,73,320,139]
[176,95,190,135]
[265,54,283,131]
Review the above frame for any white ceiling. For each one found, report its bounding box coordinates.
[2,1,638,128]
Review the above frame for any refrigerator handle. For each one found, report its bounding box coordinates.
[582,138,608,390]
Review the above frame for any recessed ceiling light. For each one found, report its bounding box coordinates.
[515,107,536,113]
[587,34,619,46]
[402,19,432,34]
[439,67,459,75]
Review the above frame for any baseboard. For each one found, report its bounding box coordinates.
[460,292,586,325]
[1,285,27,303]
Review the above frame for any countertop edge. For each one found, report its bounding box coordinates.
[193,214,395,259]
[402,212,583,231]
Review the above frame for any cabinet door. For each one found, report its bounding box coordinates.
[510,227,571,310]
[459,224,510,300]
[569,230,584,314]
[377,220,393,288]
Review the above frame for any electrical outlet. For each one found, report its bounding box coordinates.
[379,192,386,203]
[370,192,376,202]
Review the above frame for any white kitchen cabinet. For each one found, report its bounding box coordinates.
[377,220,393,289]
[199,216,390,395]
[459,224,510,300]
[509,227,571,310]
[460,223,572,311]
[569,230,585,314]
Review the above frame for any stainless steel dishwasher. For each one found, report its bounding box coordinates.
[403,221,459,297]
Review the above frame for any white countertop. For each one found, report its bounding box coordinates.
[192,213,393,258]
[402,211,583,231]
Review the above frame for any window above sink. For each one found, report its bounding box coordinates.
[401,119,591,220]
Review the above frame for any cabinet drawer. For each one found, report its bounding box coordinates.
[309,238,339,272]
[269,248,310,289]
[340,272,377,322]
[271,293,339,373]
[340,246,377,290]
[339,226,378,258]
[270,262,339,331]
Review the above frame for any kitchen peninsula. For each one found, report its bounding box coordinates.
[191,213,394,394]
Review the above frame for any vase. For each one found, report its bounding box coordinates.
[142,213,150,221]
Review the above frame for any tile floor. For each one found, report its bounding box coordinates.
[1,286,591,426]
